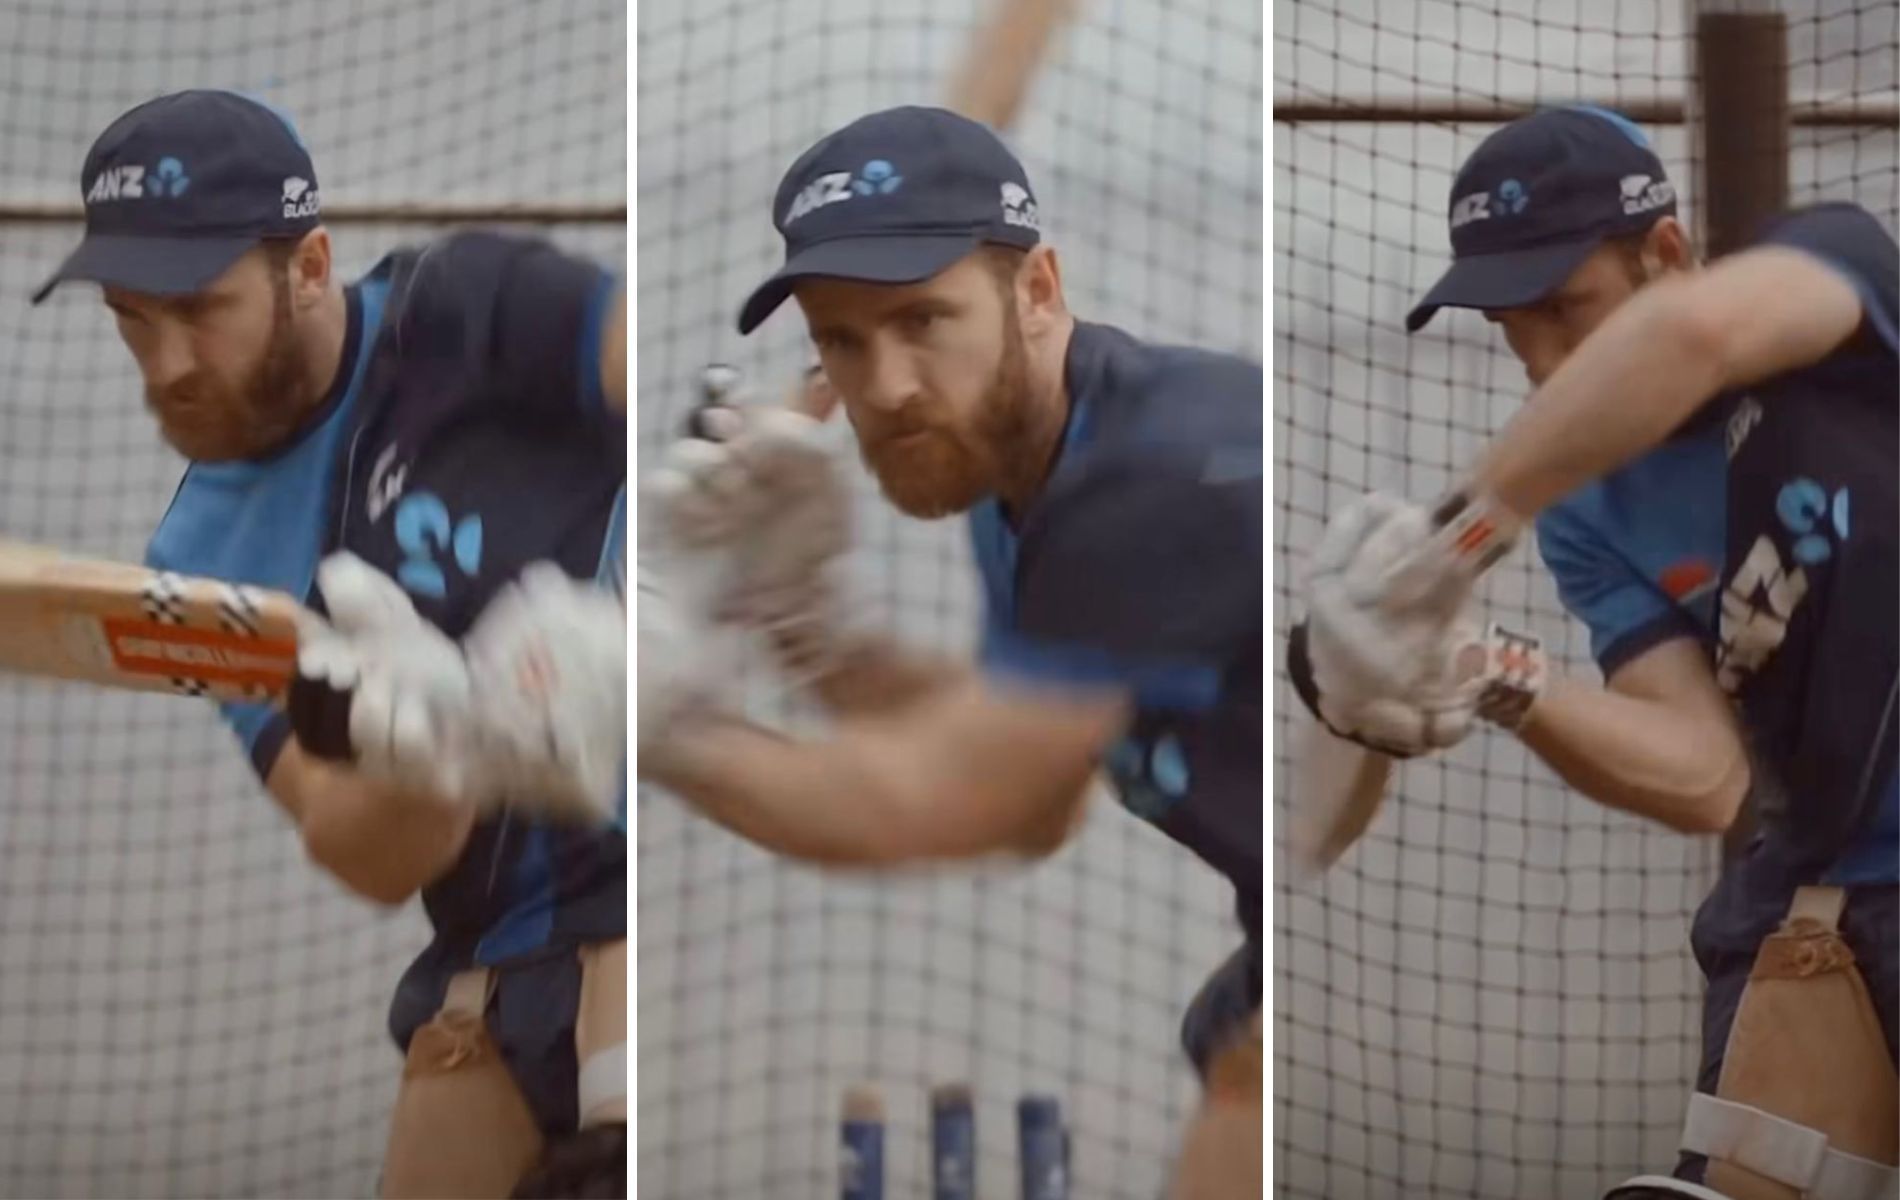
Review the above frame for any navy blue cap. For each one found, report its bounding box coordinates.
[32,89,322,304]
[1406,106,1677,332]
[737,106,1042,334]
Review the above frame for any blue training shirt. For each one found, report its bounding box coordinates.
[1711,203,1898,886]
[969,321,1263,938]
[1538,202,1897,887]
[146,231,627,981]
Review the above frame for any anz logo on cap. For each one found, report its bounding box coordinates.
[1450,177,1529,230]
[784,158,904,225]
[86,156,190,204]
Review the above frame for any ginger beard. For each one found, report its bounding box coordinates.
[852,289,1036,520]
[145,267,313,463]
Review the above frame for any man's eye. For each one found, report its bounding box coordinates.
[900,310,938,332]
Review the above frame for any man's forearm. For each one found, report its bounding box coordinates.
[268,742,476,906]
[645,680,1109,866]
[601,285,626,415]
[1468,248,1864,520]
[1515,675,1749,834]
[643,713,999,866]
[1469,276,1727,520]
[769,626,971,716]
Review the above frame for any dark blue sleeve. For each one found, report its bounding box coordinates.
[1756,203,1900,356]
[397,231,620,422]
[984,445,1261,711]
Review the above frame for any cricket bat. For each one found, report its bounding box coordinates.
[1287,489,1520,876]
[0,537,304,701]
[1290,719,1394,876]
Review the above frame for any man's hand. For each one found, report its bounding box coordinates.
[290,553,482,804]
[645,366,853,659]
[291,554,628,826]
[1290,493,1546,755]
[634,553,721,756]
[461,561,627,825]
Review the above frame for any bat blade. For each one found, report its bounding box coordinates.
[0,537,305,701]
[1290,718,1394,875]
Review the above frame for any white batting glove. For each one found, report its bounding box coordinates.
[1338,619,1548,754]
[643,367,853,657]
[1301,493,1457,715]
[1291,494,1546,756]
[632,550,727,757]
[460,562,628,826]
[290,553,483,804]
[1365,489,1524,618]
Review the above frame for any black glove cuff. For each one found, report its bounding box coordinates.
[1286,619,1419,760]
[287,668,356,764]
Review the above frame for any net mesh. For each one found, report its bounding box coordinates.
[0,3,624,1197]
[635,1,1261,1196]
[1273,1,1895,1197]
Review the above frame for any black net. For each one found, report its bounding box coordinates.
[1274,1,1895,1196]
[0,3,624,1196]
[635,0,1261,1196]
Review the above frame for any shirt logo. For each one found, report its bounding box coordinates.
[1777,477,1849,566]
[365,444,410,525]
[1106,731,1191,821]
[1620,173,1674,215]
[282,175,319,218]
[1001,181,1039,230]
[392,492,483,599]
[1726,395,1762,460]
[1716,535,1808,693]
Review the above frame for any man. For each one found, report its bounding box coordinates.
[1289,106,1897,1197]
[638,105,1263,1193]
[32,90,629,1199]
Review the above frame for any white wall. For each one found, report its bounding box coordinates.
[0,3,624,1196]
[1274,2,1895,1197]
[634,1,1262,1196]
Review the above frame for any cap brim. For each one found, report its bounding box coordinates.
[30,233,258,305]
[736,232,984,334]
[1404,236,1605,332]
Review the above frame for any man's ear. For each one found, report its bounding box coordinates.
[1643,216,1693,277]
[291,228,334,308]
[1020,243,1064,330]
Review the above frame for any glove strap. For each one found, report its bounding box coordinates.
[1428,489,1523,580]
[1474,623,1546,731]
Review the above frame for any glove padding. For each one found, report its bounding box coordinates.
[1290,493,1545,756]
[643,382,849,641]
[634,552,721,755]
[461,562,628,825]
[291,553,481,801]
[1297,494,1463,732]
[291,554,626,825]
